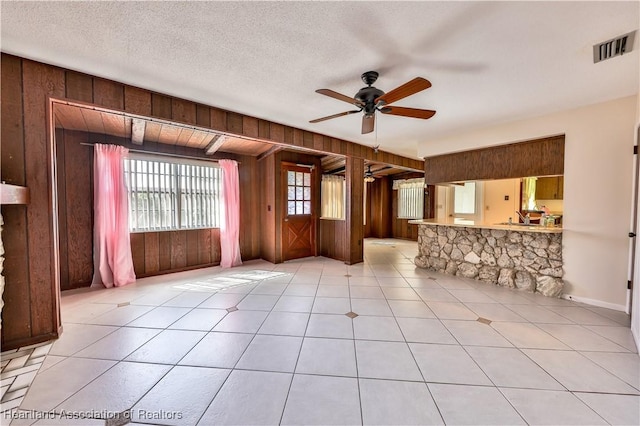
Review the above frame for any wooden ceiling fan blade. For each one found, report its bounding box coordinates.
[380,106,436,119]
[362,114,375,134]
[310,110,361,123]
[316,89,365,107]
[375,77,432,105]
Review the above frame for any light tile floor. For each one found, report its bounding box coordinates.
[2,239,639,425]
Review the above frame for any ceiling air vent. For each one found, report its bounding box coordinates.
[593,30,636,63]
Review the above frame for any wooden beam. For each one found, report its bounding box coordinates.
[0,183,30,205]
[205,134,226,155]
[257,144,284,161]
[131,118,145,145]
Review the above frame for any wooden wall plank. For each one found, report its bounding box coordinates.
[172,98,196,124]
[210,108,227,132]
[93,78,124,110]
[144,233,160,274]
[186,230,199,266]
[22,59,65,336]
[65,71,93,103]
[270,123,284,143]
[258,120,270,139]
[55,129,69,290]
[63,131,93,288]
[130,233,145,277]
[259,153,276,263]
[211,229,221,263]
[124,86,152,116]
[158,232,172,271]
[196,105,211,127]
[152,93,172,119]
[227,112,243,134]
[170,231,187,269]
[369,177,392,238]
[198,228,212,265]
[1,55,26,186]
[242,116,259,138]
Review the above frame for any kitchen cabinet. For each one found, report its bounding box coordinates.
[535,176,563,200]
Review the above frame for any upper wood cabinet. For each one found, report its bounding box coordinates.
[536,176,564,200]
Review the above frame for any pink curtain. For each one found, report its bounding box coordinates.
[91,144,136,288]
[220,159,242,268]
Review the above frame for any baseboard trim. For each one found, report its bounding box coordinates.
[561,294,626,312]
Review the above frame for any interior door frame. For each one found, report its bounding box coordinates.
[280,161,318,261]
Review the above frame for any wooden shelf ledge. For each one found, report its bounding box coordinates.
[1,183,30,205]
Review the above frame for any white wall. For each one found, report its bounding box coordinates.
[419,96,638,309]
[483,179,520,225]
[632,92,640,347]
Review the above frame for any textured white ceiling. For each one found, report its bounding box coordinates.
[1,1,638,158]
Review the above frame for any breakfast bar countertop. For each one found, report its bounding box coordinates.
[409,218,563,234]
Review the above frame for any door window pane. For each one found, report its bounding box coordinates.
[286,170,312,215]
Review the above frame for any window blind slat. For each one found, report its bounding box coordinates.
[124,156,221,232]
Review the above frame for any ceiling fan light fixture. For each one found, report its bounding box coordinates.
[364,165,375,183]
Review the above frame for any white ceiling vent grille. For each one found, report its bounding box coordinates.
[593,30,636,63]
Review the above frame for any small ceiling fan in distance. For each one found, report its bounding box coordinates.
[310,71,436,134]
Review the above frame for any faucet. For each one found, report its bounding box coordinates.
[515,211,530,224]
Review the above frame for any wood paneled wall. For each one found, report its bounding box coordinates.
[130,229,221,277]
[319,220,347,261]
[367,177,392,239]
[56,129,93,289]
[424,136,565,184]
[1,56,62,349]
[0,53,423,350]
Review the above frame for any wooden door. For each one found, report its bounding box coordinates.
[282,164,316,261]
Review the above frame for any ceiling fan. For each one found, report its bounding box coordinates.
[310,71,436,134]
[364,164,376,182]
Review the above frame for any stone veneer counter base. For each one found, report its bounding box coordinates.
[410,221,563,297]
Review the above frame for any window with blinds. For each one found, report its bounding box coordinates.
[394,178,425,219]
[124,154,222,232]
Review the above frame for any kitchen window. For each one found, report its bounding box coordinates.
[451,181,483,221]
[124,154,222,232]
[394,178,425,219]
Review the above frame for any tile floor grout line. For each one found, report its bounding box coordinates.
[346,277,365,426]
[276,273,319,426]
[194,272,291,426]
[384,287,447,425]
